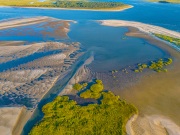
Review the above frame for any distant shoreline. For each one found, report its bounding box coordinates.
[148,0,180,4]
[0,5,133,12]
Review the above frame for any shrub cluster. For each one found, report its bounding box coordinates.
[0,0,129,10]
[29,80,137,135]
[55,1,126,9]
[80,79,104,99]
[134,58,172,73]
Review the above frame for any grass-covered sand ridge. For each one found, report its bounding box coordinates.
[154,33,180,47]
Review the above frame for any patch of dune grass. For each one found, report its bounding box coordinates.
[154,33,180,47]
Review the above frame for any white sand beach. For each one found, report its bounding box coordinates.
[99,20,180,39]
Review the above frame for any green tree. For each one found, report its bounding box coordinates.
[73,83,83,91]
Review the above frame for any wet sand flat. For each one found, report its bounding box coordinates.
[120,27,180,134]
[0,16,72,41]
[0,17,50,30]
[0,107,24,135]
[0,41,82,135]
[0,41,25,46]
[97,20,180,134]
[0,43,44,63]
[0,17,83,134]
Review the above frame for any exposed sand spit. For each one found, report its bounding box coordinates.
[99,20,180,39]
[0,16,50,30]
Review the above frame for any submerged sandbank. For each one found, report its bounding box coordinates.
[0,16,72,40]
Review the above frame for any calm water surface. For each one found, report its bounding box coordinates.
[0,0,179,31]
[0,0,179,134]
[69,21,169,71]
[0,0,179,71]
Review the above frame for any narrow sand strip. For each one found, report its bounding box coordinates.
[0,16,50,30]
[99,20,180,39]
[0,41,25,46]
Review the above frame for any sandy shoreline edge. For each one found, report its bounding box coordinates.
[0,16,76,31]
[126,114,180,135]
[99,20,180,135]
[0,5,133,12]
[99,20,180,51]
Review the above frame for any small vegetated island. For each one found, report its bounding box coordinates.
[29,79,137,135]
[149,0,180,4]
[0,0,132,11]
[134,58,173,73]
